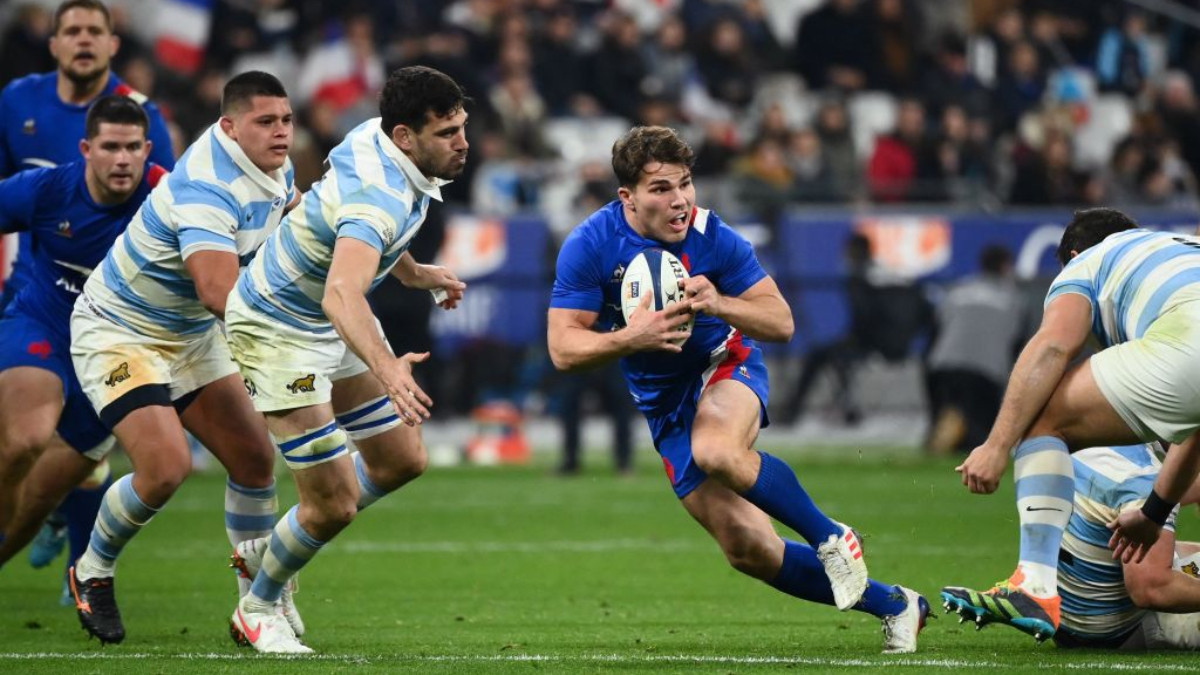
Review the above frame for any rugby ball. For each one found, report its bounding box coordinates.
[620,248,694,345]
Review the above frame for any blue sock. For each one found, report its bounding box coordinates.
[64,474,112,566]
[740,451,840,545]
[770,540,906,617]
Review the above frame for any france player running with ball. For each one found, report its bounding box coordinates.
[224,66,467,654]
[547,126,929,654]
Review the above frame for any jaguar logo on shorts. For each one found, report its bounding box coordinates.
[104,362,131,387]
[1183,562,1200,578]
[286,373,316,394]
[244,378,258,398]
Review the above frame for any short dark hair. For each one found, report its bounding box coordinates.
[54,0,112,34]
[85,95,149,139]
[380,66,468,134]
[611,126,695,188]
[1056,208,1139,266]
[221,71,288,115]
[980,244,1013,275]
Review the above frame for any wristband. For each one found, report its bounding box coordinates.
[1141,489,1176,527]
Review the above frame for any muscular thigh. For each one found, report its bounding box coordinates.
[179,373,275,474]
[1036,358,1155,449]
[0,366,64,444]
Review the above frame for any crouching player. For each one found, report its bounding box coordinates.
[945,443,1200,649]
[0,95,161,569]
[547,125,929,654]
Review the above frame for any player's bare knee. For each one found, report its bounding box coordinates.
[0,425,53,462]
[719,533,774,579]
[137,463,189,505]
[227,444,277,488]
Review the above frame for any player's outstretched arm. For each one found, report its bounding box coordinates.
[956,293,1092,494]
[184,250,240,320]
[682,275,793,342]
[1110,433,1200,563]
[547,293,692,372]
[1121,527,1200,612]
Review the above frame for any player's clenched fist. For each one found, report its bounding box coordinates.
[681,275,723,317]
[955,443,1009,494]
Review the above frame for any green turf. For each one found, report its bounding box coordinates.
[2,447,1196,673]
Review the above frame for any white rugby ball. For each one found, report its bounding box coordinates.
[620,248,694,345]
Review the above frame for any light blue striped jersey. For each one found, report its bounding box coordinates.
[237,118,444,333]
[1046,229,1200,347]
[83,123,294,339]
[1059,444,1177,640]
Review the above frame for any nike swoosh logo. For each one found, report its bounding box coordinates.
[1025,506,1063,512]
[54,260,94,276]
[236,608,262,643]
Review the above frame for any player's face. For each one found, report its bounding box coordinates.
[619,162,695,244]
[221,96,294,173]
[82,122,150,203]
[50,9,118,85]
[398,108,469,181]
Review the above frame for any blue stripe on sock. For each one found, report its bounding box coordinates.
[336,396,390,426]
[266,532,309,571]
[226,479,276,498]
[1014,436,1068,459]
[278,422,339,453]
[116,475,157,521]
[89,531,118,561]
[97,506,138,541]
[1019,523,1065,567]
[1015,474,1075,499]
[354,453,386,498]
[225,513,278,532]
[286,507,325,549]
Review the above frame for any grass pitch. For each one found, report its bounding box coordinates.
[2,446,1197,673]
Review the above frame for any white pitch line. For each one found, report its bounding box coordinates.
[0,653,1193,670]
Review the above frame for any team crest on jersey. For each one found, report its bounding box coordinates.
[1183,561,1199,578]
[271,196,284,210]
[55,220,73,238]
[286,373,316,394]
[738,365,749,378]
[22,118,35,135]
[609,264,625,283]
[244,378,258,398]
[104,362,131,387]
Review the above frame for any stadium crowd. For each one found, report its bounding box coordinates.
[5,0,1200,233]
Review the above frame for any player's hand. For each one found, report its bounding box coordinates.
[624,291,692,353]
[1107,509,1161,564]
[411,264,466,309]
[956,443,1009,494]
[681,275,723,317]
[379,352,433,425]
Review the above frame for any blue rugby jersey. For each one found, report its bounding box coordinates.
[0,160,162,338]
[237,118,445,333]
[1059,444,1178,640]
[1047,229,1200,347]
[83,123,293,338]
[0,72,175,300]
[550,200,768,415]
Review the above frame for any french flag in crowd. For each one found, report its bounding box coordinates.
[297,21,383,110]
[154,0,214,74]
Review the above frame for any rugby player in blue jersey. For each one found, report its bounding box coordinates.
[0,95,162,566]
[68,72,294,645]
[547,126,929,654]
[0,0,174,585]
[948,208,1200,641]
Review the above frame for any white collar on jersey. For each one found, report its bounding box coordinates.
[209,123,290,198]
[369,118,448,202]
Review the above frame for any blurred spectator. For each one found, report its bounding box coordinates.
[172,68,224,143]
[777,233,933,426]
[555,364,634,477]
[925,244,1024,455]
[792,0,878,92]
[1096,10,1151,97]
[697,16,759,109]
[0,4,54,87]
[1009,130,1088,205]
[1156,71,1200,184]
[920,33,990,119]
[994,40,1046,133]
[1101,136,1148,205]
[731,135,796,229]
[586,11,646,121]
[639,14,694,106]
[532,8,588,116]
[787,127,838,202]
[870,0,920,93]
[867,98,940,202]
[935,104,992,203]
[489,41,553,158]
[814,99,860,201]
[296,14,384,113]
[969,6,1024,88]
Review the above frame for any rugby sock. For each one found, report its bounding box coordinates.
[246,505,324,609]
[1013,436,1073,598]
[226,479,278,596]
[63,473,112,570]
[740,451,841,545]
[770,540,906,617]
[74,475,158,580]
[352,451,389,511]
